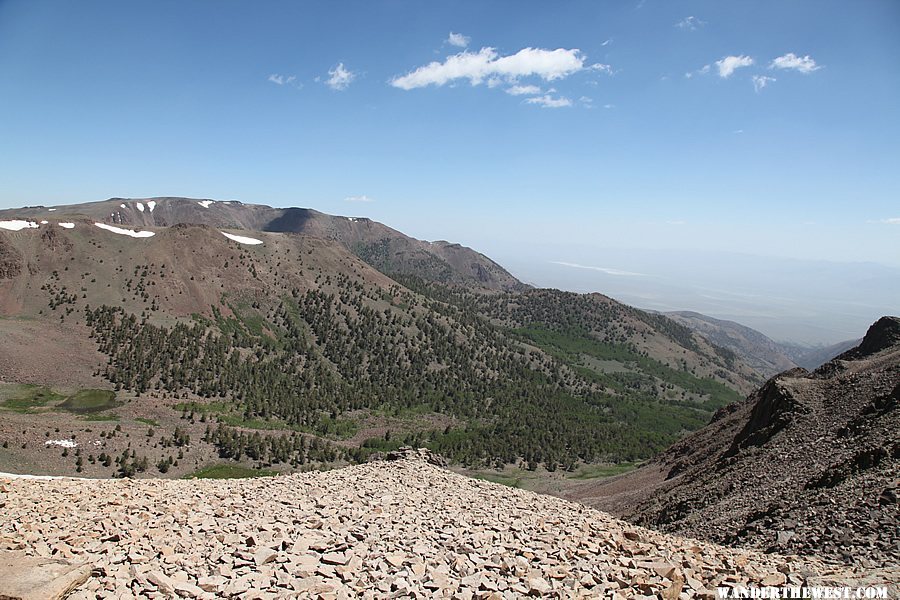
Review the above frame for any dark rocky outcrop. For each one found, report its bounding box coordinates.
[573,317,900,569]
[0,234,23,279]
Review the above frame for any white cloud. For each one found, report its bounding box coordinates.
[715,55,754,78]
[601,38,613,46]
[603,103,615,109]
[550,261,646,276]
[447,32,470,48]
[685,64,710,79]
[676,16,705,30]
[506,84,542,96]
[770,53,821,73]
[345,195,374,203]
[326,63,355,90]
[733,129,744,134]
[390,47,592,90]
[579,96,594,107]
[268,73,297,86]
[752,75,776,92]
[525,94,572,108]
[879,217,900,225]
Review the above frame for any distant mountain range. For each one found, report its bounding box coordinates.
[664,311,861,377]
[3,197,525,292]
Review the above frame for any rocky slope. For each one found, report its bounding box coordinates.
[0,451,886,599]
[570,317,900,569]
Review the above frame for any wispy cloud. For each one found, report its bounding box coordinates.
[506,84,542,96]
[685,64,710,79]
[525,94,573,108]
[447,32,470,48]
[326,63,356,90]
[715,55,754,78]
[752,75,776,92]
[551,261,646,276]
[770,53,821,73]
[675,16,706,30]
[390,47,600,89]
[345,195,374,203]
[667,220,687,225]
[878,217,900,225]
[601,38,613,47]
[268,73,297,86]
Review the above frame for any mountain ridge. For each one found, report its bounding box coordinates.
[1,197,526,293]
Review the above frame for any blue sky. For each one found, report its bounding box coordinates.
[0,1,898,340]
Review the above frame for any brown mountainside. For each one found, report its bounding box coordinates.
[1,199,761,480]
[0,197,525,292]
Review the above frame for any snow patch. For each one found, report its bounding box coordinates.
[59,222,75,229]
[40,220,49,224]
[45,439,77,449]
[48,208,57,212]
[136,202,145,212]
[221,231,263,245]
[0,220,39,231]
[198,200,214,208]
[0,472,62,480]
[147,200,156,212]
[120,203,127,209]
[94,223,155,238]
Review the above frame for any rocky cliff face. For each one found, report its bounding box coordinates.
[570,317,900,570]
[0,455,885,599]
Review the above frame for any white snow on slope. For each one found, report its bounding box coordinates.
[40,220,49,224]
[120,203,127,209]
[48,208,56,212]
[0,472,62,480]
[136,202,145,212]
[45,439,78,449]
[59,222,75,229]
[0,220,39,231]
[198,200,214,208]
[147,200,156,212]
[94,223,155,238]
[221,231,263,245]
